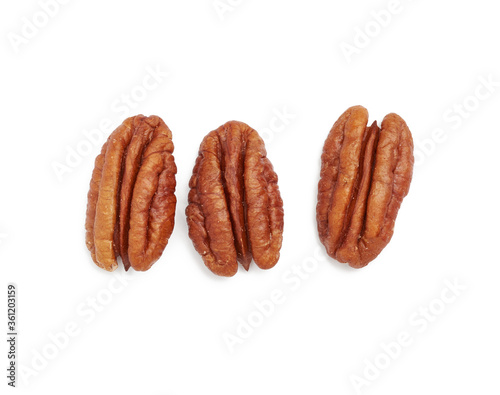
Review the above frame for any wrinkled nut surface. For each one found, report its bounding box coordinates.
[85,115,177,272]
[317,106,414,268]
[186,121,284,277]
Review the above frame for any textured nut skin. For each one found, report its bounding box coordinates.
[186,121,284,277]
[85,115,177,272]
[317,106,414,268]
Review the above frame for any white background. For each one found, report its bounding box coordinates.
[1,0,499,394]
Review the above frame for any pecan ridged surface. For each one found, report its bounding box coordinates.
[317,106,414,268]
[85,115,177,272]
[186,121,284,277]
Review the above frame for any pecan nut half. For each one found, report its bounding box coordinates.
[85,115,177,272]
[186,121,284,277]
[317,106,414,268]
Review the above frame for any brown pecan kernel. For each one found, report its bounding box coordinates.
[186,121,284,277]
[317,106,414,268]
[85,115,177,272]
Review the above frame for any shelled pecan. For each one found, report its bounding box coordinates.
[186,121,284,277]
[317,106,414,268]
[85,115,177,272]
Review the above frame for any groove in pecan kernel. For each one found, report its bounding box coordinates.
[85,115,177,272]
[317,106,414,268]
[186,121,284,277]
